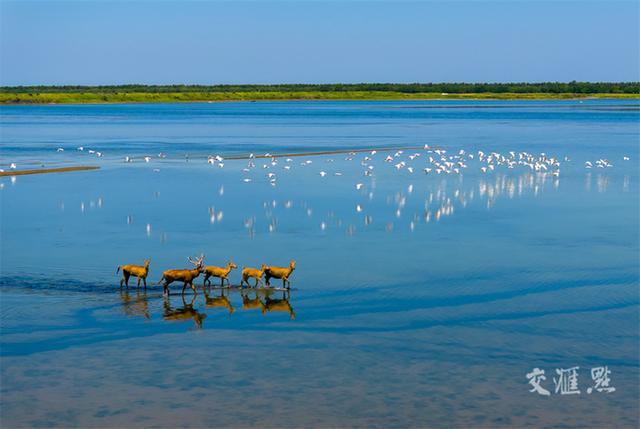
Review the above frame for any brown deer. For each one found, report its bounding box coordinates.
[159,254,204,296]
[116,259,150,288]
[265,293,296,319]
[203,261,237,287]
[163,295,206,329]
[203,289,235,314]
[241,290,266,313]
[265,260,296,288]
[240,264,268,288]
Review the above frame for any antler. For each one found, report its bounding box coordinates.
[188,254,205,266]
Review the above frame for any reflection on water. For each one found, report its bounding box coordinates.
[163,294,207,329]
[117,286,297,327]
[119,289,150,320]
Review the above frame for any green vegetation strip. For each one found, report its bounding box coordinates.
[0,166,100,176]
[1,91,638,104]
[1,83,637,104]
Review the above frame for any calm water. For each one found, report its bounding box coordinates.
[1,100,639,428]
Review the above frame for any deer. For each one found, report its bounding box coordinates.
[116,259,150,288]
[264,260,296,288]
[203,261,237,287]
[163,295,206,329]
[158,254,205,296]
[241,290,266,313]
[265,292,296,319]
[240,264,268,288]
[203,288,235,314]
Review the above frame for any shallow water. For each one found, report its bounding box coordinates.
[1,100,639,428]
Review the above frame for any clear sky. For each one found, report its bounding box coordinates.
[1,1,638,86]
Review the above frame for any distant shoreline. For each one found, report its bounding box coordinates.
[1,91,638,105]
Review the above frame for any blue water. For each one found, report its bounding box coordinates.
[1,100,639,428]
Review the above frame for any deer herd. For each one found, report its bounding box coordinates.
[117,255,297,295]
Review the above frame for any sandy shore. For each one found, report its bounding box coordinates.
[0,166,100,177]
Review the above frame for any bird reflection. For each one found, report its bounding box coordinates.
[119,289,150,319]
[163,294,206,329]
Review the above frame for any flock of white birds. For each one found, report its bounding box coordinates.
[0,144,632,183]
[2,144,632,236]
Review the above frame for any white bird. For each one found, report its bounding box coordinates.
[249,153,255,159]
[384,155,393,162]
[124,156,132,163]
[267,173,276,179]
[623,156,630,161]
[371,150,377,155]
[215,155,223,162]
[243,178,252,183]
[96,152,103,157]
[356,204,363,213]
[407,167,414,173]
[218,162,224,168]
[424,168,432,174]
[157,152,166,158]
[207,158,215,164]
[585,161,592,168]
[319,171,327,177]
[77,146,84,151]
[480,167,487,173]
[153,168,160,172]
[144,156,151,163]
[88,150,95,154]
[356,183,364,190]
[334,172,342,176]
[56,148,64,152]
[284,165,291,170]
[9,163,17,169]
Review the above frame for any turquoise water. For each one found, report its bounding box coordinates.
[1,100,639,428]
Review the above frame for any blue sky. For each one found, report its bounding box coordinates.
[1,1,638,85]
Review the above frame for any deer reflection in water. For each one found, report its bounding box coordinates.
[264,290,296,319]
[241,289,266,313]
[242,289,296,319]
[203,288,235,314]
[163,294,207,329]
[119,289,150,319]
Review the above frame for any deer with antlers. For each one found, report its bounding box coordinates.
[240,264,268,288]
[117,259,151,288]
[265,260,296,288]
[159,254,204,296]
[203,261,237,287]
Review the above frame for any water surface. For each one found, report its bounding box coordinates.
[1,100,639,428]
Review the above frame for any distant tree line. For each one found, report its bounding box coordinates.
[1,82,639,94]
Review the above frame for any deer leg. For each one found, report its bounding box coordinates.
[124,273,130,288]
[143,277,147,289]
[120,277,124,288]
[191,281,197,295]
[137,277,141,288]
[181,282,188,295]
